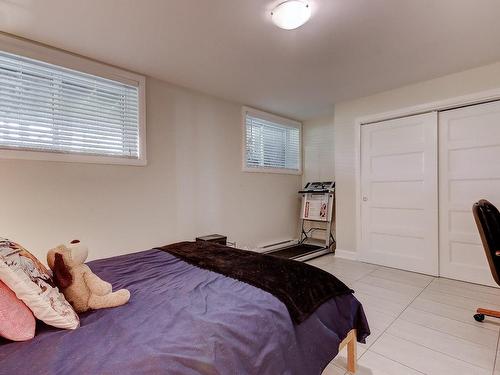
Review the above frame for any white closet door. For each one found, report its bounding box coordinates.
[439,101,500,286]
[360,112,438,275]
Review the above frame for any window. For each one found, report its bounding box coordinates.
[243,107,301,174]
[0,35,146,165]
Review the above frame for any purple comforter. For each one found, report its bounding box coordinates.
[0,249,368,374]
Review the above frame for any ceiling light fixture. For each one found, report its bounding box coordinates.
[271,1,311,30]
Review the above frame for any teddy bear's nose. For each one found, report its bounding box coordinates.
[71,239,80,244]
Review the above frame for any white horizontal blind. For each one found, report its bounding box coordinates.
[245,112,300,171]
[0,50,139,158]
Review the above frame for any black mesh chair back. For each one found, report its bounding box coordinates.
[472,199,500,286]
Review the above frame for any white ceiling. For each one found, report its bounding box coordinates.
[2,0,500,120]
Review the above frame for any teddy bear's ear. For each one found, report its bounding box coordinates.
[53,253,73,289]
[47,245,67,270]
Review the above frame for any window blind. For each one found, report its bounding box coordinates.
[245,112,301,171]
[0,50,140,158]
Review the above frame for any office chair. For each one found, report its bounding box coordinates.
[472,199,500,322]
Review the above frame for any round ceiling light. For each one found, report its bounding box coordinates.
[271,1,311,30]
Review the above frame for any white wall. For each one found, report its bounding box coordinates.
[301,114,335,241]
[302,114,335,184]
[334,61,500,255]
[1,77,302,262]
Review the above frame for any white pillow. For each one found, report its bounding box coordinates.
[0,238,79,330]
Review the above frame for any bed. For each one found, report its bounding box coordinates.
[0,244,369,374]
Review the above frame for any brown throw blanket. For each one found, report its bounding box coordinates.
[157,241,353,324]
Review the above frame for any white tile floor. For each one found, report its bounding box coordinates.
[306,254,500,375]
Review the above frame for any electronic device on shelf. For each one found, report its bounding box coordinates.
[299,181,335,194]
[195,234,227,246]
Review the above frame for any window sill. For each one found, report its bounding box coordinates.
[242,166,302,175]
[0,149,147,166]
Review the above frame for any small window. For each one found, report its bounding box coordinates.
[243,107,302,174]
[0,37,145,165]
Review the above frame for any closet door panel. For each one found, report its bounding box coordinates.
[360,112,438,275]
[439,101,500,286]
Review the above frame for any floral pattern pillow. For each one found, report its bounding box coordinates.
[0,238,79,330]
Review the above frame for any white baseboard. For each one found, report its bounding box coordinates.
[334,248,357,261]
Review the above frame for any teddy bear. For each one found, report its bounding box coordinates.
[47,240,130,313]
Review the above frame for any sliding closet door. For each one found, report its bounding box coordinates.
[360,112,438,275]
[439,101,500,286]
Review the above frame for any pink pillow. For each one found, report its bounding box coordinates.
[0,280,35,341]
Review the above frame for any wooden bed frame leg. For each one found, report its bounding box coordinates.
[347,331,357,373]
[338,329,357,373]
[477,307,500,319]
